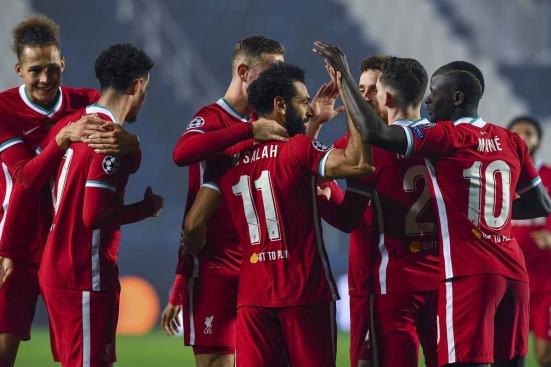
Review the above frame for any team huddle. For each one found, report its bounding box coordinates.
[0,13,549,367]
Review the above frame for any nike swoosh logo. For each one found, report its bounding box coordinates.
[23,126,40,136]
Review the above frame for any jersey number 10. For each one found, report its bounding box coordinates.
[463,160,511,230]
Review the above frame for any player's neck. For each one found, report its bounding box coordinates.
[388,106,420,124]
[95,93,129,125]
[224,82,253,118]
[448,107,478,122]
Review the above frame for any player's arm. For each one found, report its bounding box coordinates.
[0,115,108,191]
[84,185,163,229]
[513,183,551,219]
[161,274,184,336]
[180,186,223,255]
[322,102,374,178]
[173,119,288,167]
[317,179,369,233]
[82,154,163,229]
[313,42,407,154]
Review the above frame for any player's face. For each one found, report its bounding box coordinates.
[374,77,390,123]
[16,45,65,108]
[509,121,540,156]
[425,73,455,123]
[244,53,284,84]
[358,69,381,112]
[286,82,312,137]
[127,74,150,123]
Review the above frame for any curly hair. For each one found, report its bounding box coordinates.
[359,54,391,73]
[508,115,543,140]
[247,63,305,117]
[95,44,154,91]
[12,15,60,61]
[380,57,428,106]
[434,61,485,104]
[231,35,285,70]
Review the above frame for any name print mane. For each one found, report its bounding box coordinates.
[477,136,503,153]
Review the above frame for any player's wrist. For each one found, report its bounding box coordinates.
[55,129,71,150]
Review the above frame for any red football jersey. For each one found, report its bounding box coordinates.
[206,135,339,307]
[402,117,540,282]
[369,119,439,294]
[175,98,255,278]
[0,85,100,262]
[39,105,148,291]
[333,134,373,297]
[511,160,551,293]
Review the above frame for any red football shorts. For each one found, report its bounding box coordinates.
[182,276,237,352]
[371,291,438,367]
[438,274,529,365]
[0,261,39,340]
[236,302,337,367]
[530,291,551,340]
[349,295,372,366]
[41,285,119,367]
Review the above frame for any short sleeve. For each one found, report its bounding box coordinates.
[181,108,224,136]
[288,135,333,177]
[401,121,458,157]
[86,152,126,193]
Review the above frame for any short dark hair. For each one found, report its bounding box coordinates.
[94,44,154,91]
[508,115,543,140]
[12,15,60,61]
[434,61,485,104]
[359,54,391,73]
[247,63,305,117]
[380,57,428,106]
[232,35,285,69]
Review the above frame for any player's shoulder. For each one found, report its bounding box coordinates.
[61,86,101,104]
[0,86,23,109]
[185,102,227,130]
[289,133,331,151]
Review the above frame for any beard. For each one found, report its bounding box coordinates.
[285,103,307,137]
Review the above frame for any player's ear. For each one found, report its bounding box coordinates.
[60,56,65,72]
[384,91,393,108]
[453,91,464,106]
[237,63,248,82]
[274,96,286,115]
[130,78,142,96]
[15,62,23,77]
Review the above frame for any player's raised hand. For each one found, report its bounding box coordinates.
[0,256,14,290]
[311,81,345,123]
[530,229,551,250]
[144,186,164,217]
[85,121,140,156]
[161,303,182,336]
[313,41,350,75]
[252,118,289,142]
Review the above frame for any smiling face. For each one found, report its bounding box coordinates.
[359,69,381,111]
[16,45,64,108]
